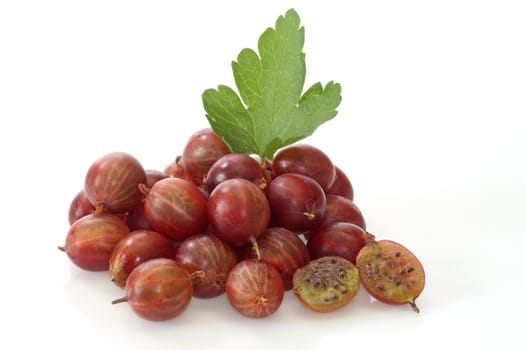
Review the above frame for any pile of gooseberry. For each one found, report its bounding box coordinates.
[60,128,425,321]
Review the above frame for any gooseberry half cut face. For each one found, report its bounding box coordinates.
[356,234,425,313]
[293,256,359,313]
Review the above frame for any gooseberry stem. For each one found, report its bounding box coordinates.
[303,212,315,220]
[111,296,128,305]
[94,202,107,215]
[362,232,376,244]
[190,270,206,284]
[137,183,149,195]
[254,295,269,305]
[250,236,261,260]
[409,300,420,313]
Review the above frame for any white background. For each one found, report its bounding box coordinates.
[1,0,524,349]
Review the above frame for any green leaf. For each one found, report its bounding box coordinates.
[202,8,342,160]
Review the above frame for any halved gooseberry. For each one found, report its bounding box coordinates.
[293,256,359,313]
[356,233,425,313]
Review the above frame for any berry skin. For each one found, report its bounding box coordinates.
[112,258,193,321]
[175,234,237,298]
[109,230,176,288]
[207,179,270,246]
[68,190,95,225]
[326,166,354,200]
[84,152,146,213]
[322,194,366,230]
[181,128,231,185]
[272,144,336,192]
[60,213,129,271]
[143,177,208,241]
[205,153,265,192]
[307,222,365,265]
[247,227,310,290]
[266,173,326,233]
[226,259,284,318]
